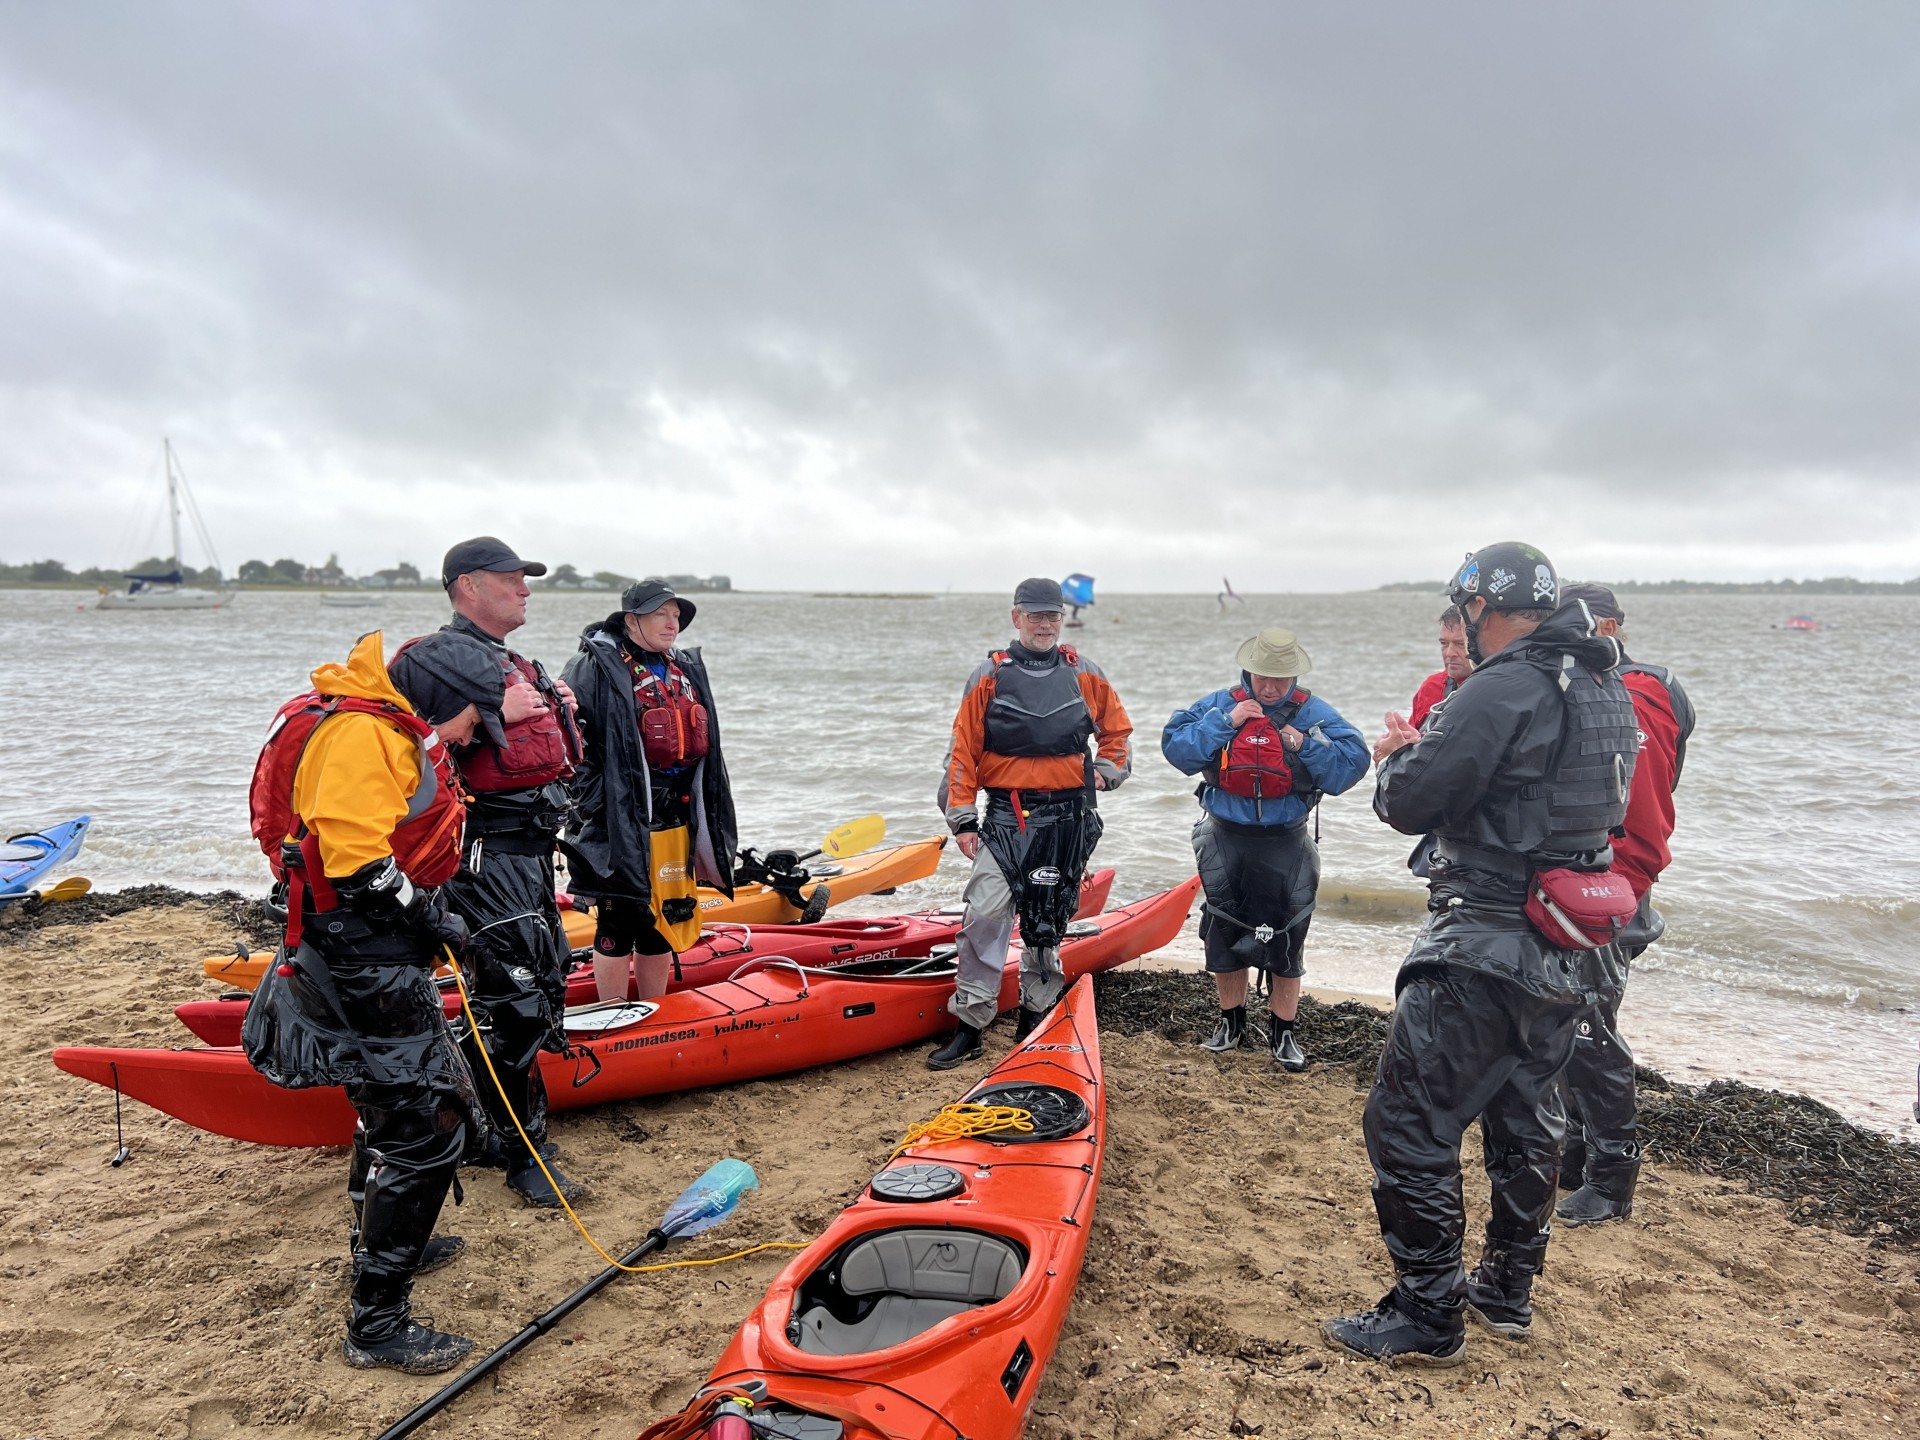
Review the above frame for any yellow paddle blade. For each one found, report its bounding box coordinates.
[821,814,886,859]
[40,877,91,903]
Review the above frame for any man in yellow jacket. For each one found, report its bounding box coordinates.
[244,631,499,1375]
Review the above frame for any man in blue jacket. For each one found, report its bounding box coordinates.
[1162,627,1370,1067]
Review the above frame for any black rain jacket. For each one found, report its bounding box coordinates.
[559,624,738,904]
[1374,602,1635,1001]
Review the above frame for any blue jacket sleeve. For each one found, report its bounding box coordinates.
[1292,698,1371,796]
[1160,691,1240,776]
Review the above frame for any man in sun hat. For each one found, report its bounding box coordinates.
[1162,627,1369,1068]
[1552,582,1694,1230]
[1324,542,1640,1367]
[928,577,1134,1069]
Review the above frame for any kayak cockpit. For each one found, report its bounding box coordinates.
[787,1227,1026,1356]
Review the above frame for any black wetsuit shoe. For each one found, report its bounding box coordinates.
[1270,1026,1307,1072]
[353,1235,465,1282]
[342,1318,476,1376]
[506,1158,586,1209]
[927,1023,984,1070]
[1013,1006,1048,1042]
[1555,1184,1633,1227]
[1200,1005,1246,1052]
[1464,1274,1533,1340]
[1321,1291,1466,1368]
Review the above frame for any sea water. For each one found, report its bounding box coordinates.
[3,587,1915,1136]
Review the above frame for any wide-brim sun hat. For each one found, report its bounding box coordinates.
[1234,626,1312,680]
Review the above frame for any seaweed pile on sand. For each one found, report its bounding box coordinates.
[0,884,279,944]
[1091,967,1920,1249]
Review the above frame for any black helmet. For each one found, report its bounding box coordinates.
[1449,542,1558,612]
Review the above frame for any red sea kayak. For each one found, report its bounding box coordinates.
[641,972,1106,1440]
[56,878,1196,1149]
[174,869,1119,1046]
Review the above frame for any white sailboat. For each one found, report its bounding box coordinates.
[96,440,236,611]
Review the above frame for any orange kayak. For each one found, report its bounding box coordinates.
[56,878,1195,1149]
[177,869,1118,1046]
[198,835,951,989]
[643,971,1107,1440]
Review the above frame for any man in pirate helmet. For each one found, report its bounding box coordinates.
[1324,542,1639,1366]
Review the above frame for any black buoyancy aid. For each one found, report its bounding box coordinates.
[982,646,1094,760]
[1618,660,1696,786]
[1206,686,1313,802]
[625,651,711,771]
[248,695,467,945]
[1534,656,1640,861]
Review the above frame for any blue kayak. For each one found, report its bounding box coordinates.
[0,816,91,902]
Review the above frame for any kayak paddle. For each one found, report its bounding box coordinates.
[39,877,92,903]
[374,1158,763,1440]
[820,813,885,859]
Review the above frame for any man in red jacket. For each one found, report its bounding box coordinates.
[1408,605,1475,728]
[1554,583,1694,1227]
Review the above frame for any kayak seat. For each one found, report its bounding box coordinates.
[791,1228,1024,1356]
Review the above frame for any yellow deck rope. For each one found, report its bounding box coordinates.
[890,1101,1034,1159]
[444,948,806,1275]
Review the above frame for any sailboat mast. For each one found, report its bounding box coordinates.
[164,437,185,573]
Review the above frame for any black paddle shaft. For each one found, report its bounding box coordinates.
[374,1227,670,1440]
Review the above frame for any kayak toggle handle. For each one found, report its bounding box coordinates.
[108,1062,132,1167]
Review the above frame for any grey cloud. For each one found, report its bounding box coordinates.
[2,2,1918,585]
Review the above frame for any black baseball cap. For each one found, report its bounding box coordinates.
[1560,582,1625,622]
[1012,577,1065,613]
[440,536,548,591]
[388,631,509,747]
[609,579,696,631]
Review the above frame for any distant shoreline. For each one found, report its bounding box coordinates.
[1379,577,1920,595]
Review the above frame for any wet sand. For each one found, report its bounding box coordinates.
[6,898,1918,1440]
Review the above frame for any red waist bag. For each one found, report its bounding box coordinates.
[1524,867,1638,950]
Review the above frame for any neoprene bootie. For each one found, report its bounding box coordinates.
[343,1274,475,1376]
[927,1022,984,1070]
[1269,1023,1306,1071]
[1556,1158,1638,1226]
[506,1156,585,1209]
[1013,1005,1048,1041]
[1200,1005,1246,1052]
[1559,1135,1588,1191]
[1321,1288,1466,1368]
[1464,1241,1544,1340]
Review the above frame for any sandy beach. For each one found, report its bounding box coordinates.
[7,894,1918,1440]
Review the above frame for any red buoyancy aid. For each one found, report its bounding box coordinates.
[626,652,711,771]
[1213,686,1311,800]
[428,647,580,793]
[248,694,468,943]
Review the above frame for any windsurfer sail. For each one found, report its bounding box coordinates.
[1062,573,1095,627]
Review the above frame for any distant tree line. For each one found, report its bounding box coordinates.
[3,554,734,591]
[1381,576,1920,596]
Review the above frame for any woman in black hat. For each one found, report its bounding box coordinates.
[561,582,739,1002]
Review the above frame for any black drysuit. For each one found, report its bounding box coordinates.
[1367,605,1638,1317]
[243,909,482,1345]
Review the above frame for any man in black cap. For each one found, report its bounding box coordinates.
[1323,542,1639,1366]
[387,536,586,1209]
[928,578,1133,1068]
[561,580,738,1002]
[1553,583,1694,1229]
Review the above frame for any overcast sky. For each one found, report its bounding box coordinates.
[3,3,1917,590]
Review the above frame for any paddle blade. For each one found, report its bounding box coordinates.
[821,815,885,859]
[661,1159,759,1238]
[43,877,92,903]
